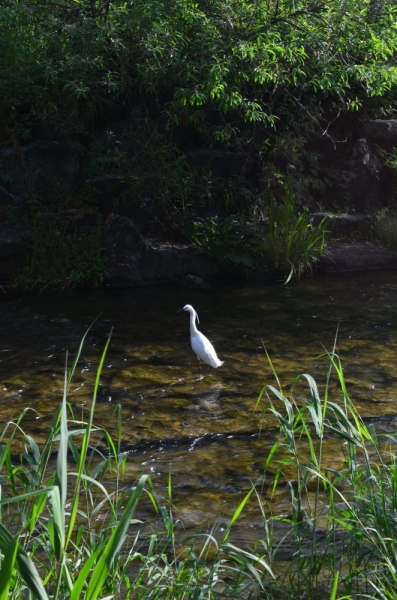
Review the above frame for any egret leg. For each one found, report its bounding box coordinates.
[198,358,201,375]
[208,366,212,374]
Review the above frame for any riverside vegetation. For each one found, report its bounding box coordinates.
[2,330,397,599]
[1,0,397,286]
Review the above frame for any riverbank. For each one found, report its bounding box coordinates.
[1,212,397,291]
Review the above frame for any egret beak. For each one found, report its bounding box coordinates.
[176,308,184,314]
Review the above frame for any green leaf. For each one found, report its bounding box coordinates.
[0,537,18,600]
[0,524,48,600]
[84,475,147,600]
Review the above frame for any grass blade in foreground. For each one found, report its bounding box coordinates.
[80,475,148,600]
[0,537,18,600]
[65,329,112,549]
[0,524,48,600]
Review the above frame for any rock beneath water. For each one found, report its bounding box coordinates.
[104,216,217,283]
[1,141,80,200]
[322,242,397,273]
[334,138,381,213]
[0,221,31,277]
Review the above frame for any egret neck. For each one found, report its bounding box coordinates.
[189,308,199,338]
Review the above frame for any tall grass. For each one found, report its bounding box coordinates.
[1,329,397,599]
[262,195,330,282]
[256,345,397,599]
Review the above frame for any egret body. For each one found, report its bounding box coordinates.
[178,304,223,374]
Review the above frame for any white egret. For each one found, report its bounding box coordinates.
[178,304,223,374]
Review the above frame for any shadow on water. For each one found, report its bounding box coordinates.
[1,270,397,545]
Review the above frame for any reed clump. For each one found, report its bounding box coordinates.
[255,348,397,599]
[1,332,397,599]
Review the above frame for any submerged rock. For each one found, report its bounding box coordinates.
[181,274,210,288]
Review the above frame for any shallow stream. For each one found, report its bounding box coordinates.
[1,271,397,546]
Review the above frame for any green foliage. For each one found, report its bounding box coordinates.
[187,198,330,280]
[86,121,198,228]
[13,217,107,289]
[1,0,396,157]
[261,195,330,282]
[1,0,396,232]
[188,215,258,267]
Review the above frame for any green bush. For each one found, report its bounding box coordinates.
[1,0,397,216]
[1,0,396,280]
[187,198,330,280]
[255,347,397,599]
[2,0,396,140]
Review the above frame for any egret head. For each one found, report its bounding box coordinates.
[177,304,199,323]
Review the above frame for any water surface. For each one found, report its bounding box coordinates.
[1,271,397,545]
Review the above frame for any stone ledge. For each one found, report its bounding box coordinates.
[322,241,397,273]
